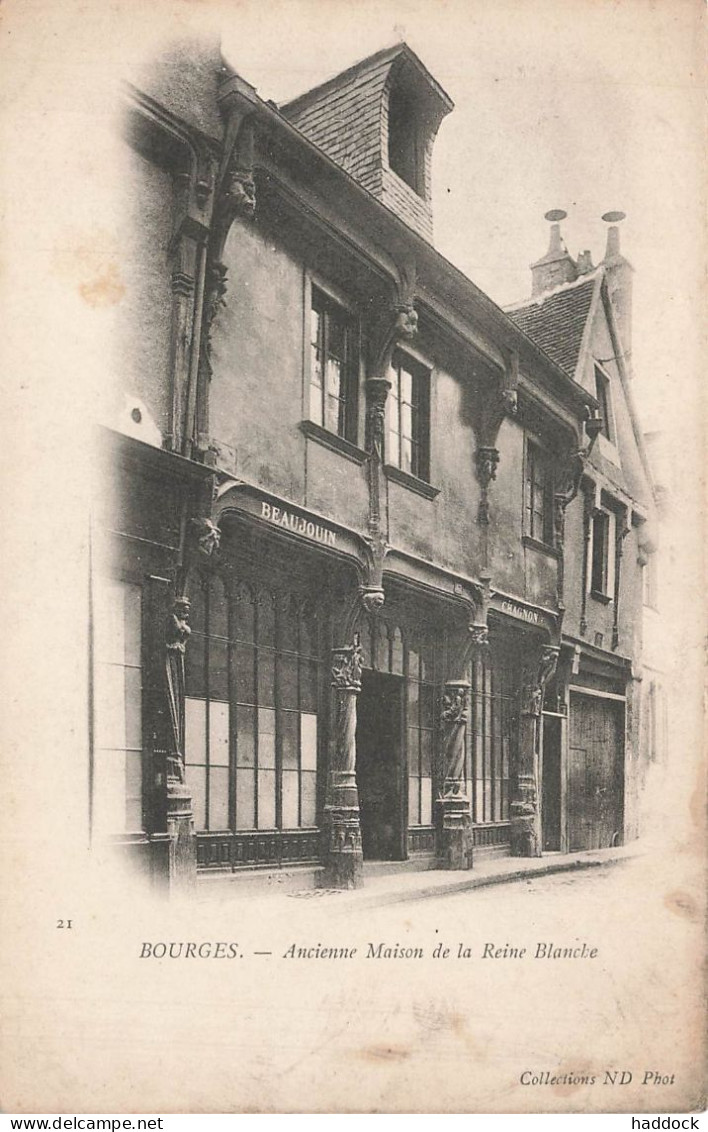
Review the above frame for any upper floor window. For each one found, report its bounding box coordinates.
[387,351,431,482]
[524,441,554,545]
[642,551,659,611]
[594,365,613,441]
[590,507,616,598]
[387,83,424,196]
[309,287,359,443]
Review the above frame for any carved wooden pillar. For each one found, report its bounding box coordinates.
[579,481,595,636]
[162,506,220,892]
[320,638,364,889]
[435,617,487,870]
[612,509,630,650]
[162,594,197,890]
[510,644,559,857]
[436,680,473,869]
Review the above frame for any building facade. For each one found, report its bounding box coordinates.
[92,40,660,890]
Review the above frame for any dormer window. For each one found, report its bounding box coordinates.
[387,83,424,196]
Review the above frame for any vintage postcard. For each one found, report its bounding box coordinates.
[1,0,705,1116]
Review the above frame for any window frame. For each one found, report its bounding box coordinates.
[91,572,146,838]
[594,363,615,443]
[306,280,361,446]
[386,348,432,484]
[589,505,617,601]
[387,81,425,197]
[184,573,322,835]
[523,438,554,548]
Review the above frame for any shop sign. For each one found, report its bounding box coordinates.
[260,501,337,547]
[501,599,540,625]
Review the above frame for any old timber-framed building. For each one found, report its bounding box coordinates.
[92,40,660,890]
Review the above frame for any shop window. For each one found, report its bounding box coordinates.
[407,636,437,827]
[93,578,144,835]
[594,365,613,441]
[590,508,616,598]
[185,576,320,832]
[387,351,431,481]
[469,635,519,825]
[524,440,554,545]
[309,287,359,444]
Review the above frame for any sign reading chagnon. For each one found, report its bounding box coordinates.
[260,501,337,547]
[500,599,540,625]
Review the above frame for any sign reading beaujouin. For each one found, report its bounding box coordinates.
[260,501,337,547]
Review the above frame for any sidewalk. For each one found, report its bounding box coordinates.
[196,843,642,908]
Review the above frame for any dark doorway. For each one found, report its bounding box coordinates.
[356,670,406,860]
[542,714,562,851]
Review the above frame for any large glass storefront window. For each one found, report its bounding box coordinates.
[469,632,521,824]
[93,578,144,835]
[185,574,320,832]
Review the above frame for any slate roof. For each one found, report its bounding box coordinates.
[505,275,598,380]
[279,44,453,200]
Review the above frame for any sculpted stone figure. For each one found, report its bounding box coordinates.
[191,517,221,557]
[165,597,191,783]
[223,168,256,219]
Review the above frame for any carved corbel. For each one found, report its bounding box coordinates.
[553,409,604,551]
[501,348,519,416]
[200,75,260,371]
[475,446,500,525]
[367,260,418,382]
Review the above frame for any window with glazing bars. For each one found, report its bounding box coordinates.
[594,365,613,440]
[184,575,320,832]
[524,440,553,544]
[590,508,616,597]
[387,351,431,481]
[309,287,359,442]
[469,640,520,824]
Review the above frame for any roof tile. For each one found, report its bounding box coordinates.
[506,277,596,378]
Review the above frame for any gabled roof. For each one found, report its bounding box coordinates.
[280,43,454,120]
[505,273,600,380]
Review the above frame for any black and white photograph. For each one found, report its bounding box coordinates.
[1,0,705,1118]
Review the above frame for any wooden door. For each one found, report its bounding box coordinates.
[569,694,624,851]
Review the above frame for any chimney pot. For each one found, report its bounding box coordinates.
[602,210,626,261]
[601,211,632,360]
[530,210,577,295]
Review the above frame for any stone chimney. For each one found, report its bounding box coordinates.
[576,249,595,275]
[601,211,633,359]
[530,210,578,296]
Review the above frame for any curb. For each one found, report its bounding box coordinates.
[327,848,641,911]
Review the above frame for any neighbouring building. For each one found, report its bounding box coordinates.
[91,39,661,891]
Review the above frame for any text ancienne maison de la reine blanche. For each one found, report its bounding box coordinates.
[138,940,600,960]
